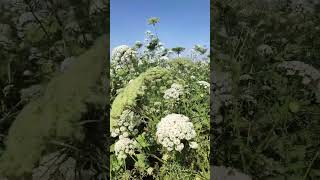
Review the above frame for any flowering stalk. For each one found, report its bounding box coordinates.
[110,67,170,130]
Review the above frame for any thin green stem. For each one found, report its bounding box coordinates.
[303,150,319,180]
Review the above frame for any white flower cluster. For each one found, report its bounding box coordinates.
[135,40,142,45]
[122,48,137,62]
[197,81,210,89]
[155,46,168,58]
[239,74,253,81]
[160,56,169,61]
[146,167,154,175]
[193,44,207,55]
[134,41,143,49]
[277,61,320,85]
[212,70,233,120]
[167,50,174,57]
[28,47,42,61]
[163,83,184,100]
[212,71,232,101]
[17,12,36,28]
[111,110,140,138]
[144,30,158,48]
[111,45,137,67]
[89,0,106,15]
[0,35,12,48]
[114,137,139,160]
[65,21,81,32]
[257,44,273,57]
[142,30,168,61]
[16,10,48,38]
[156,114,198,152]
[111,45,129,60]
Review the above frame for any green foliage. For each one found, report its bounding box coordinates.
[0,0,108,179]
[25,23,46,43]
[0,36,107,178]
[147,17,160,26]
[212,0,320,179]
[111,53,210,179]
[172,47,186,57]
[193,45,207,55]
[110,67,170,129]
[110,17,209,179]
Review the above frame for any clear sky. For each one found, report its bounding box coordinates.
[110,0,210,56]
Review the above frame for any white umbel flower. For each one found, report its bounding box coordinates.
[163,88,180,99]
[175,143,184,152]
[160,56,169,61]
[189,142,199,149]
[111,110,141,138]
[135,40,142,45]
[277,61,320,85]
[17,12,35,28]
[121,48,137,63]
[111,45,137,67]
[257,44,273,57]
[111,132,118,138]
[197,81,210,88]
[114,138,138,160]
[163,83,184,100]
[171,83,183,91]
[147,167,154,175]
[156,114,197,152]
[112,45,129,60]
[89,0,106,15]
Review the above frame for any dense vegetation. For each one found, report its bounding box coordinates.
[0,0,108,179]
[211,0,320,179]
[110,19,210,179]
[2,0,319,179]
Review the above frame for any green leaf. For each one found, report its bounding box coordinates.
[289,101,300,113]
[134,154,147,171]
[25,24,46,43]
[69,44,86,56]
[111,155,122,171]
[46,20,60,34]
[110,144,115,152]
[288,145,306,161]
[310,169,320,177]
[136,134,149,148]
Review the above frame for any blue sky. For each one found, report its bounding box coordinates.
[110,0,210,56]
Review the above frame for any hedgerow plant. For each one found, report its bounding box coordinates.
[110,18,210,179]
[0,0,108,179]
[212,0,320,179]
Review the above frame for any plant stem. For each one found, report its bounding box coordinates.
[147,153,164,163]
[24,0,50,39]
[303,150,319,180]
[7,60,11,84]
[153,25,158,39]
